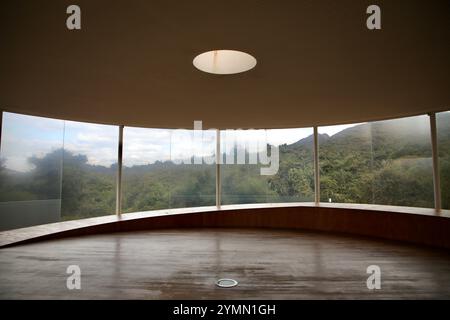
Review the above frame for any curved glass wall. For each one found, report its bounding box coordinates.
[0,110,448,231]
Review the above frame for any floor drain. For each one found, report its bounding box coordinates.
[216,278,238,288]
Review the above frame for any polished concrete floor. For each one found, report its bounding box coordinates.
[1,228,450,299]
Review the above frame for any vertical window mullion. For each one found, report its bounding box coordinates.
[313,126,320,205]
[216,129,221,209]
[429,113,441,213]
[116,125,124,216]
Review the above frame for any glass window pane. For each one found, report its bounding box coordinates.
[371,116,433,207]
[122,128,171,212]
[122,127,216,213]
[0,112,64,230]
[319,123,372,204]
[267,128,314,202]
[437,111,450,210]
[319,115,434,208]
[170,129,216,208]
[221,129,270,204]
[221,128,314,205]
[61,121,118,220]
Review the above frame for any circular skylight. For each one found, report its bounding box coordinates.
[193,50,257,75]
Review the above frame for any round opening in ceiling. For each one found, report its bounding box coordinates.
[193,50,257,75]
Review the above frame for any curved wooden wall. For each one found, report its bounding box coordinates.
[2,204,449,249]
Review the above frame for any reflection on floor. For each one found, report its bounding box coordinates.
[1,228,450,299]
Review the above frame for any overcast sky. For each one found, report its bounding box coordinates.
[1,112,359,172]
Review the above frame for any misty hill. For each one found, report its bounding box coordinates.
[285,113,450,157]
[287,133,329,149]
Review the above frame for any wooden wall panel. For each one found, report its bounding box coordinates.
[2,206,450,249]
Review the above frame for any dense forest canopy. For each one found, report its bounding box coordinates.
[0,113,449,221]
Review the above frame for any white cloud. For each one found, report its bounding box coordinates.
[63,121,118,166]
[1,129,63,172]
